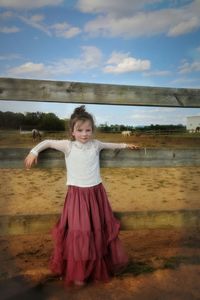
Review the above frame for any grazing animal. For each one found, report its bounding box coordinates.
[32,129,41,141]
[121,130,132,137]
[195,126,200,133]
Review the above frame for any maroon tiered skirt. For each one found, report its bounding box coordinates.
[49,183,128,285]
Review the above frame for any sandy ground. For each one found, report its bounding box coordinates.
[1,166,200,215]
[0,229,200,299]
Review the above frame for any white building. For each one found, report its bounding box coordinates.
[186,116,200,132]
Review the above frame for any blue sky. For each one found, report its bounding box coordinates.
[0,0,200,126]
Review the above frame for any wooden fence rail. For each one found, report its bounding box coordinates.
[1,210,200,235]
[0,77,200,107]
[0,147,200,168]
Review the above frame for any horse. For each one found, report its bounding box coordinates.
[121,130,132,137]
[32,129,41,141]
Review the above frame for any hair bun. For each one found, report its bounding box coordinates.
[74,105,86,116]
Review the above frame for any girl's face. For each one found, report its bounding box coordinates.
[72,120,93,143]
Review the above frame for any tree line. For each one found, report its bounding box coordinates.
[0,111,66,131]
[0,111,186,133]
[98,123,186,133]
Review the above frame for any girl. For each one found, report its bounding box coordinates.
[24,105,139,286]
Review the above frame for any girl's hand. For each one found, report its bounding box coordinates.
[24,153,38,169]
[126,144,140,150]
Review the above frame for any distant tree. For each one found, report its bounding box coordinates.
[23,112,43,129]
[0,111,66,131]
[97,123,135,133]
[0,111,25,129]
[135,124,186,133]
[98,123,110,132]
[39,113,65,131]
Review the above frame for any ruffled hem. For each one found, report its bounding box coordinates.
[50,228,128,284]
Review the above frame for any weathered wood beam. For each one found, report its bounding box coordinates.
[0,77,200,107]
[0,210,199,235]
[0,148,200,168]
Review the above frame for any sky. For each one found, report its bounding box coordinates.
[0,0,200,126]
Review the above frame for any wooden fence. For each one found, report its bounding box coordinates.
[0,77,200,234]
[1,148,200,168]
[0,77,200,107]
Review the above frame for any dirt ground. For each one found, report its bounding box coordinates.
[0,166,200,215]
[0,229,200,299]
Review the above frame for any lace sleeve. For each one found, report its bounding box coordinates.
[30,140,71,156]
[95,140,127,151]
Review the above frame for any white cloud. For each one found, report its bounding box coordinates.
[59,46,103,72]
[168,16,199,37]
[62,27,81,38]
[0,26,20,33]
[50,22,81,38]
[1,9,81,39]
[17,15,81,38]
[29,14,45,23]
[104,52,150,74]
[8,62,48,77]
[0,8,81,39]
[178,60,200,74]
[0,0,63,9]
[5,46,103,79]
[19,14,51,36]
[77,0,161,16]
[82,0,200,38]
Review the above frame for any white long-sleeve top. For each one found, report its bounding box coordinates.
[30,139,127,187]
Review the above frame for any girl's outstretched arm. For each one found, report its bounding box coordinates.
[24,139,70,169]
[24,153,38,169]
[97,140,140,150]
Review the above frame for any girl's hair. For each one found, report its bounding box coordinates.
[69,105,95,140]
